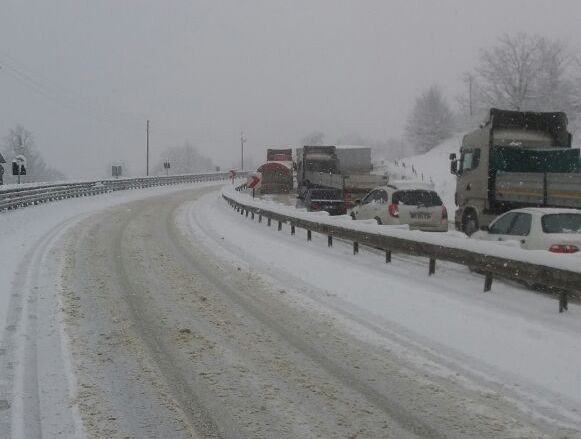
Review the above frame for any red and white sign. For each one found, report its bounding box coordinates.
[248,174,261,189]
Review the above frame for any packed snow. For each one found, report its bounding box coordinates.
[185,190,581,433]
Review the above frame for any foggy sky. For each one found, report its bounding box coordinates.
[1,0,581,178]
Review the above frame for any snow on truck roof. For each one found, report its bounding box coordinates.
[335,145,371,150]
[257,161,293,172]
[388,180,434,190]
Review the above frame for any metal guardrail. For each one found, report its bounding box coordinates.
[0,172,246,212]
[224,189,581,313]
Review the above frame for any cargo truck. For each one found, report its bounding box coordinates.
[296,145,387,206]
[266,148,293,162]
[450,108,581,235]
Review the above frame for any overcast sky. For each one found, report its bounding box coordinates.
[1,0,581,178]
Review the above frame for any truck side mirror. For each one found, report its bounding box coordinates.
[450,160,458,175]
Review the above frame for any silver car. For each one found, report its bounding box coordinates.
[350,184,448,231]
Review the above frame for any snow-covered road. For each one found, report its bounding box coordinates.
[1,185,580,438]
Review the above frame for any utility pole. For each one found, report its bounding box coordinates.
[146,120,150,176]
[466,73,474,117]
[240,131,246,171]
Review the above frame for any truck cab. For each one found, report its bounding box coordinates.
[450,108,576,235]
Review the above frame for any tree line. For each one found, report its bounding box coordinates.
[405,32,581,155]
[302,32,581,159]
[1,125,64,184]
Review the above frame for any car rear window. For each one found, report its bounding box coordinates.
[541,214,581,234]
[392,190,442,207]
[310,189,342,200]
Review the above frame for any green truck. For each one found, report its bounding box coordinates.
[450,108,581,235]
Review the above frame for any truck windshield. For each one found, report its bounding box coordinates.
[460,149,480,172]
[310,189,342,200]
[541,214,581,233]
[306,160,336,173]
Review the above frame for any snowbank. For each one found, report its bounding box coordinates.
[224,185,581,274]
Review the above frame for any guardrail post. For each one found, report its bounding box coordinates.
[328,235,333,247]
[428,258,436,276]
[241,208,244,216]
[245,209,249,217]
[385,250,391,263]
[251,212,255,220]
[353,242,359,255]
[291,224,295,235]
[259,214,262,223]
[559,291,568,313]
[484,273,493,292]
[307,230,312,241]
[267,217,271,227]
[278,221,282,231]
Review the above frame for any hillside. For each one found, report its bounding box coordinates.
[373,135,462,212]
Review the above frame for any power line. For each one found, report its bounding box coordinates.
[0,50,177,139]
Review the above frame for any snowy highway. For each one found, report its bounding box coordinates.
[1,184,581,438]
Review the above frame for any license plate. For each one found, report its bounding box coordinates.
[410,212,431,220]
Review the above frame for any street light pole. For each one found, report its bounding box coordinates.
[146,120,150,176]
[240,131,246,171]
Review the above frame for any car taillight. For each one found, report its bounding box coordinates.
[549,244,579,254]
[388,203,399,218]
[441,205,448,220]
[310,202,320,210]
[343,193,354,208]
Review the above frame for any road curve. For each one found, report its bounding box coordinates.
[55,186,555,438]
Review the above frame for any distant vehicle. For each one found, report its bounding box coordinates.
[296,145,387,206]
[450,108,581,235]
[296,145,338,194]
[297,187,347,216]
[350,183,448,231]
[266,148,293,162]
[471,207,581,253]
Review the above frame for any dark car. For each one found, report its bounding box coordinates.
[298,188,347,216]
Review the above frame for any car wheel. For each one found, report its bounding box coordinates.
[464,214,479,236]
[374,216,382,225]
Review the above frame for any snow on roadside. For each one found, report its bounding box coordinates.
[224,185,581,274]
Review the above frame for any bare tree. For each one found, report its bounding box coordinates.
[470,33,581,130]
[153,140,215,175]
[405,85,454,154]
[300,131,325,145]
[2,125,65,183]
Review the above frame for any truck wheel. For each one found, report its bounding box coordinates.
[464,213,479,236]
[374,216,383,225]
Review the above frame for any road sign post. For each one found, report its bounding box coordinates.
[12,155,27,184]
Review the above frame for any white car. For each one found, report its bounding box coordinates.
[349,183,448,232]
[471,207,581,253]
